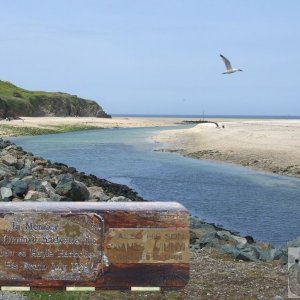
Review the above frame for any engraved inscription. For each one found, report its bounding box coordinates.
[0,213,105,281]
[105,228,189,263]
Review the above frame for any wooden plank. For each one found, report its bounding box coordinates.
[0,202,189,289]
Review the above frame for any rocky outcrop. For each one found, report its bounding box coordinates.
[189,216,291,264]
[0,81,111,118]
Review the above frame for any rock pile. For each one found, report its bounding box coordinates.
[0,138,143,203]
[189,216,296,264]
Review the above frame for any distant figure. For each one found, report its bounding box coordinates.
[220,54,243,74]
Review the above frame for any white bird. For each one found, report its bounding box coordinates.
[220,54,243,74]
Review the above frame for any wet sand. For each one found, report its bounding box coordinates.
[153,119,300,178]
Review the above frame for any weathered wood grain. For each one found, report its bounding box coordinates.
[0,202,189,289]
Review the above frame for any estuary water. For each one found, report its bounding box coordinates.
[13,126,300,245]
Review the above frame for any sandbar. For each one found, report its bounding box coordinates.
[0,116,188,136]
[153,119,300,178]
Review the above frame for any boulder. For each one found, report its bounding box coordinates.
[108,196,132,202]
[44,168,62,176]
[2,145,18,152]
[55,174,89,201]
[258,248,277,262]
[40,182,62,201]
[0,169,6,181]
[0,139,12,149]
[17,167,32,179]
[217,231,247,247]
[0,162,17,177]
[31,166,44,173]
[221,244,260,262]
[22,176,45,192]
[11,179,28,197]
[273,246,288,264]
[0,187,13,201]
[88,186,110,201]
[1,154,18,166]
[0,177,10,189]
[189,216,218,231]
[24,157,34,169]
[16,158,25,170]
[236,244,260,261]
[24,190,48,201]
[198,232,221,249]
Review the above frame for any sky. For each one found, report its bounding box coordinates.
[0,0,300,116]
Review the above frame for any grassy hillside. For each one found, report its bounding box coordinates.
[0,81,110,118]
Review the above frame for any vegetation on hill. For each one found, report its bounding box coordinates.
[0,81,111,118]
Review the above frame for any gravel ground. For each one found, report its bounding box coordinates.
[180,248,287,299]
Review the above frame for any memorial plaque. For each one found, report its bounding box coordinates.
[0,202,189,290]
[0,213,105,282]
[105,228,189,263]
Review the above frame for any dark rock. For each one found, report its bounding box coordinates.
[0,177,10,188]
[235,249,259,262]
[0,139,13,149]
[0,169,6,181]
[273,246,288,264]
[198,232,221,249]
[245,235,255,244]
[17,167,32,179]
[55,174,89,201]
[11,179,28,197]
[221,244,260,262]
[68,167,77,174]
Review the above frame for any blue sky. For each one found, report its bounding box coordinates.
[1,1,300,116]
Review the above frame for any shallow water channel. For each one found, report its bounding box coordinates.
[13,126,300,245]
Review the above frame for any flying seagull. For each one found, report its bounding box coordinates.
[220,54,243,74]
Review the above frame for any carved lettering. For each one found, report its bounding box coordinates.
[105,228,189,264]
[25,222,58,232]
[0,213,105,281]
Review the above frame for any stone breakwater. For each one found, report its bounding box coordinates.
[0,138,143,203]
[189,217,300,265]
[0,138,297,264]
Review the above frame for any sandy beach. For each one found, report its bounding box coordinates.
[154,119,300,178]
[0,116,187,136]
[1,116,300,178]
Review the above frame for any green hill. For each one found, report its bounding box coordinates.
[0,81,111,118]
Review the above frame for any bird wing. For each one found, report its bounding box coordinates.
[220,54,232,70]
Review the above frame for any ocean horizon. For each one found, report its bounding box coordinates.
[112,114,300,119]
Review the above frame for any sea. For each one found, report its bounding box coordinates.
[12,116,300,245]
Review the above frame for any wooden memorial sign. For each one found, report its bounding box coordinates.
[0,202,189,290]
